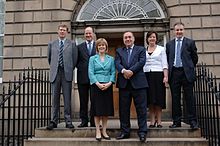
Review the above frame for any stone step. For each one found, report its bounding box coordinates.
[24,137,208,146]
[35,121,201,138]
[35,127,202,138]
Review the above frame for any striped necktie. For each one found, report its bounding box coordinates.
[59,41,64,67]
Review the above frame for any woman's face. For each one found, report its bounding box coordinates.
[97,42,107,53]
[147,33,157,45]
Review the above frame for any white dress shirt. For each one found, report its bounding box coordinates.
[143,45,168,72]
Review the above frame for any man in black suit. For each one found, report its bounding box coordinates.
[76,27,96,127]
[115,31,148,142]
[166,22,199,130]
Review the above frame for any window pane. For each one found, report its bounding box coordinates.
[77,0,165,21]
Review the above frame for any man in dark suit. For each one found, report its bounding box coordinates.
[46,24,78,130]
[76,27,96,127]
[115,31,148,142]
[166,22,199,130]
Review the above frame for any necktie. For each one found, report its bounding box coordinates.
[175,38,182,67]
[127,48,131,65]
[88,41,92,55]
[59,41,64,67]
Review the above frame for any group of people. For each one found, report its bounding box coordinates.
[46,22,199,143]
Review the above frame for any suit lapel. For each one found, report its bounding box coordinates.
[63,39,70,52]
[121,47,130,68]
[55,40,59,51]
[91,43,96,56]
[83,41,96,56]
[181,37,186,54]
[82,42,90,57]
[94,55,110,69]
[103,55,110,67]
[170,39,176,58]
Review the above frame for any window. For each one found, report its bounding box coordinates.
[77,0,165,21]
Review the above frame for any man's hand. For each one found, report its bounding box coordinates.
[123,69,133,79]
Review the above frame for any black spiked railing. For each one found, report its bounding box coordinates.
[0,68,52,146]
[0,64,219,146]
[195,63,220,146]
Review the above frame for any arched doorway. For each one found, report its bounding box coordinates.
[72,0,170,118]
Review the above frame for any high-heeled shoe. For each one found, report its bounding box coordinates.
[157,124,163,128]
[101,133,111,140]
[96,137,102,141]
[149,120,157,128]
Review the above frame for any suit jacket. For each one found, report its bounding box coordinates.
[76,41,96,84]
[115,45,148,89]
[166,37,198,83]
[88,54,116,85]
[47,39,78,82]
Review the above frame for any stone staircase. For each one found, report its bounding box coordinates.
[24,120,208,146]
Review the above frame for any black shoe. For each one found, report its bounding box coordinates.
[116,133,130,140]
[66,123,74,129]
[90,121,95,127]
[78,122,88,128]
[90,123,95,127]
[96,137,102,142]
[46,121,57,130]
[101,133,111,140]
[149,124,156,128]
[139,134,146,143]
[190,123,199,130]
[169,123,181,128]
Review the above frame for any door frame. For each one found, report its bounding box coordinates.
[72,20,169,118]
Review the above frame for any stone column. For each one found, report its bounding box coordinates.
[0,0,5,97]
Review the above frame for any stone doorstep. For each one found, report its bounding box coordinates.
[35,121,201,138]
[24,137,208,146]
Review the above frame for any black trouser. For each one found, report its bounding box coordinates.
[119,82,148,136]
[78,83,94,124]
[170,67,197,124]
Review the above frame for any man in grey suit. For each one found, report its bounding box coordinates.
[46,24,78,130]
[166,22,199,130]
[77,27,96,127]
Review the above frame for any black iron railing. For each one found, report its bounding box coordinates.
[0,64,220,146]
[0,68,52,146]
[195,63,220,146]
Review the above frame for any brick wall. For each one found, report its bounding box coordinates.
[4,0,76,81]
[3,0,220,81]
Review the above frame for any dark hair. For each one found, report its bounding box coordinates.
[146,31,158,45]
[173,22,185,28]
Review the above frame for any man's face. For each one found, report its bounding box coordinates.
[123,32,135,48]
[174,24,184,38]
[84,27,94,41]
[58,27,68,39]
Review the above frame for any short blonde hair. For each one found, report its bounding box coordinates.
[95,38,108,52]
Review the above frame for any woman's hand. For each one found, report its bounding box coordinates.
[102,82,112,90]
[96,82,105,90]
[163,76,169,87]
